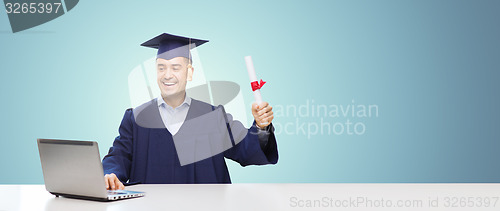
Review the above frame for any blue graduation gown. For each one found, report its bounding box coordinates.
[102,98,278,184]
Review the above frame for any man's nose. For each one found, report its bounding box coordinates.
[162,68,174,79]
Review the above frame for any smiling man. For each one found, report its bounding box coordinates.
[101,33,278,190]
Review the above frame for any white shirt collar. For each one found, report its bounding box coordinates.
[157,95,192,109]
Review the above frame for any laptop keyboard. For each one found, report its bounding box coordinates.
[107,190,127,195]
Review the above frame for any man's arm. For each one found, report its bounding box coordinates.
[102,109,135,190]
[252,102,274,148]
[223,102,278,166]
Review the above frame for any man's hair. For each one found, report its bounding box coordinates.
[156,57,192,66]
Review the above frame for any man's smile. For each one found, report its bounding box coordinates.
[162,81,177,86]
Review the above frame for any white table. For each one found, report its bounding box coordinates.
[1,184,499,211]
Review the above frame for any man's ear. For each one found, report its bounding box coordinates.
[187,64,194,81]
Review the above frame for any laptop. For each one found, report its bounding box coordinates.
[37,138,145,201]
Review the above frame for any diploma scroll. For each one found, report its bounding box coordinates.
[245,56,265,103]
[245,56,268,125]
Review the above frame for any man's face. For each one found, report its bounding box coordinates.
[156,57,193,99]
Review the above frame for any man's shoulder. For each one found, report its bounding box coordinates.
[189,98,219,117]
[133,99,157,113]
[130,99,165,129]
[190,98,214,108]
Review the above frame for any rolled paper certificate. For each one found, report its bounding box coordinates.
[245,56,268,125]
[245,56,264,103]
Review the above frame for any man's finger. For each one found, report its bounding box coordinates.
[114,178,124,190]
[262,116,273,124]
[252,103,259,111]
[109,177,116,190]
[118,182,125,190]
[258,111,269,119]
[115,178,123,190]
[258,105,272,116]
[265,115,274,123]
[258,102,269,109]
[261,111,274,121]
[259,111,273,119]
[104,176,109,189]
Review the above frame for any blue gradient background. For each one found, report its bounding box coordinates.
[0,0,499,183]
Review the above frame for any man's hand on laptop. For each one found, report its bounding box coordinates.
[104,173,125,190]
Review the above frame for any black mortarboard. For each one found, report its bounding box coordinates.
[141,33,208,61]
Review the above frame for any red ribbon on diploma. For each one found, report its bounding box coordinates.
[251,79,266,91]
